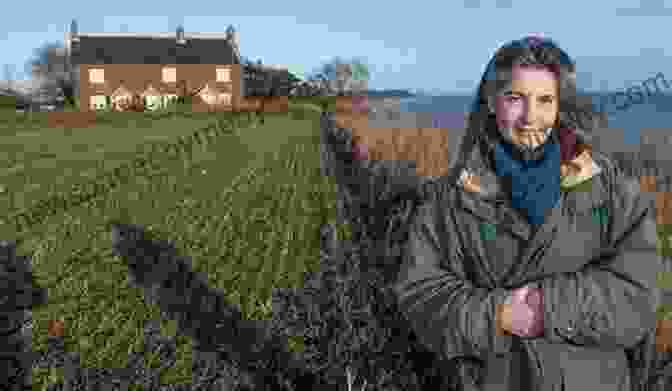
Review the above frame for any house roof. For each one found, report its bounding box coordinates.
[71,33,240,65]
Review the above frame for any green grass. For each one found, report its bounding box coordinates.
[0,110,251,217]
[21,103,672,388]
[24,107,345,389]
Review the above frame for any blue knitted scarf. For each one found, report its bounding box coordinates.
[493,139,561,227]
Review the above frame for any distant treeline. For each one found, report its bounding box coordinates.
[364,89,416,98]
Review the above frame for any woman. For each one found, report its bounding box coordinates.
[393,36,667,390]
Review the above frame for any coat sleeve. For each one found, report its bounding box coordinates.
[392,191,514,362]
[540,169,663,350]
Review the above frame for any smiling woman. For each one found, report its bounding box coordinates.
[393,35,667,391]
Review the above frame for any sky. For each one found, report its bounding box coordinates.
[1,0,671,94]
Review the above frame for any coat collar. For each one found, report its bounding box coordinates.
[456,128,603,199]
[454,130,604,241]
[457,147,603,197]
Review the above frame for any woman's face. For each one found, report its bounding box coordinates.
[490,65,559,148]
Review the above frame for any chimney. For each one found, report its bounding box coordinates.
[70,19,79,42]
[67,19,79,72]
[176,25,186,45]
[226,25,241,64]
[226,25,239,47]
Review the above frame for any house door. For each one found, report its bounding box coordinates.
[90,95,108,110]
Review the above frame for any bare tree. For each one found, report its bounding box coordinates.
[306,72,331,95]
[308,57,370,96]
[332,61,352,94]
[349,58,370,93]
[26,41,76,106]
[3,64,14,91]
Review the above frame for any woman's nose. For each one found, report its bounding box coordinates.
[521,101,538,125]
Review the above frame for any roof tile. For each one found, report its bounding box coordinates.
[73,36,238,65]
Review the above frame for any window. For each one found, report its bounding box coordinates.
[89,69,105,84]
[112,94,132,110]
[162,94,178,106]
[89,95,108,110]
[218,93,232,106]
[145,95,162,110]
[162,67,177,83]
[216,68,231,82]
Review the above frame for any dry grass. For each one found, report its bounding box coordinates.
[237,96,290,113]
[656,192,672,226]
[643,178,672,230]
[333,96,456,178]
[642,175,659,193]
[657,319,672,352]
[46,111,98,128]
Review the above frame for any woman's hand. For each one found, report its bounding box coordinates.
[500,285,545,338]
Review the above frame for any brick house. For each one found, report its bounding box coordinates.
[66,20,244,112]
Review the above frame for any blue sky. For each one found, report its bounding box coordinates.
[1,0,671,93]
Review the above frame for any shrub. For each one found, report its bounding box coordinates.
[0,93,18,109]
[0,241,48,389]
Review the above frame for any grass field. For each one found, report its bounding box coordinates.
[0,109,249,215]
[17,106,343,389]
[11,100,672,388]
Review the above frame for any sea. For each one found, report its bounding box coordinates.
[393,93,672,167]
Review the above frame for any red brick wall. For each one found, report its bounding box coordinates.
[78,63,242,112]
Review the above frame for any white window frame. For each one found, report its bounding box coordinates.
[216,68,231,82]
[112,93,132,109]
[162,94,179,106]
[89,68,105,84]
[218,93,232,106]
[89,95,107,110]
[144,94,162,110]
[162,67,177,83]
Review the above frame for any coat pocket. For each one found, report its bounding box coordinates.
[572,202,610,246]
[537,202,609,275]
